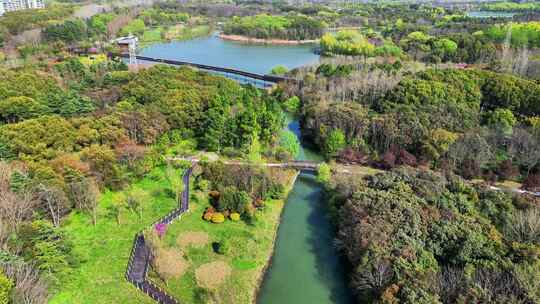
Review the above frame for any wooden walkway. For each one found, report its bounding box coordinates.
[125,166,193,304]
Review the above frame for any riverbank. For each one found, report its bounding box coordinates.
[219,33,319,45]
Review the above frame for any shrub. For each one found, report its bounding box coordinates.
[283,96,300,113]
[202,207,215,221]
[522,174,540,191]
[211,213,225,224]
[317,163,331,183]
[497,160,519,181]
[0,270,13,304]
[270,65,289,75]
[230,213,241,221]
[212,240,230,255]
[504,208,540,244]
[197,179,209,191]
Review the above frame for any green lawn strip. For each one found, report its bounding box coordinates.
[148,170,297,304]
[141,27,163,43]
[50,167,175,304]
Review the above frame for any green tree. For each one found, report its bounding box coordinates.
[0,96,46,123]
[317,162,331,183]
[324,129,346,158]
[486,108,517,134]
[0,270,13,304]
[279,130,300,158]
[270,65,289,75]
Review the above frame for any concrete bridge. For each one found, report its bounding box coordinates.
[112,53,296,87]
[170,158,321,172]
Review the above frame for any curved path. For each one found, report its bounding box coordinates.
[125,166,192,304]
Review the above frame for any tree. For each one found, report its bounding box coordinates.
[317,163,331,183]
[0,97,46,124]
[486,109,517,134]
[508,128,540,174]
[165,163,185,205]
[81,144,124,189]
[0,163,36,233]
[324,129,346,158]
[68,178,99,226]
[35,184,69,227]
[124,187,148,220]
[402,31,431,60]
[0,270,13,304]
[279,130,300,159]
[106,203,122,225]
[432,38,458,61]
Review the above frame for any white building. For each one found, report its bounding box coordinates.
[0,0,44,16]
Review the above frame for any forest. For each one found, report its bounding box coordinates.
[222,14,327,41]
[325,167,539,303]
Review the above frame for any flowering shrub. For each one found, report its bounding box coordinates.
[229,213,240,221]
[211,213,225,224]
[154,223,167,238]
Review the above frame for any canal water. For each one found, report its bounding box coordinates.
[140,37,352,304]
[257,118,354,304]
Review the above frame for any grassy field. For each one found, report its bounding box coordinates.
[51,166,297,304]
[140,25,212,46]
[50,167,176,304]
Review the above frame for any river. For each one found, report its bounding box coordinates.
[140,36,352,304]
[257,118,354,304]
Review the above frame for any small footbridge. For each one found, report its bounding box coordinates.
[112,53,295,87]
[169,158,321,172]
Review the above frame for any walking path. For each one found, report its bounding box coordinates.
[125,166,193,304]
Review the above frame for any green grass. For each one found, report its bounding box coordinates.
[51,167,297,304]
[139,25,212,47]
[141,28,163,43]
[151,170,297,303]
[50,167,176,304]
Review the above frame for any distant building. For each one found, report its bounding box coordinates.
[0,0,45,16]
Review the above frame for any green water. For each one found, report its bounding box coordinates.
[257,119,354,304]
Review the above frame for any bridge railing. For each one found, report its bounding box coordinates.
[111,53,296,84]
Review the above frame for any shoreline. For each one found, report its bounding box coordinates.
[252,170,301,303]
[219,33,319,45]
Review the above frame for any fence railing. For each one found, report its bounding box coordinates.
[125,166,193,304]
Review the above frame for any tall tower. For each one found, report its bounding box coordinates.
[128,37,138,66]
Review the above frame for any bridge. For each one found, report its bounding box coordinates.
[170,157,321,172]
[112,53,295,87]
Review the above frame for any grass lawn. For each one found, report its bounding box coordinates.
[140,25,212,47]
[141,28,163,43]
[50,166,297,304]
[50,167,176,304]
[148,169,298,303]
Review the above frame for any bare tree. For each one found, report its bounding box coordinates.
[67,178,100,226]
[504,207,540,244]
[2,262,48,304]
[35,184,69,228]
[508,128,540,175]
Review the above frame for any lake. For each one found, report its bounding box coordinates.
[139,34,320,75]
